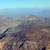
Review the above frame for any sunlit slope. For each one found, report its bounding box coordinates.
[0,16,50,50]
[0,16,22,32]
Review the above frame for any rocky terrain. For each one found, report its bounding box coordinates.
[0,16,22,32]
[0,16,50,50]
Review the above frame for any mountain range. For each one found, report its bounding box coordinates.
[0,14,50,32]
[0,16,50,50]
[0,8,50,17]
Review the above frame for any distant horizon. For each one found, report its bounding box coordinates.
[0,7,49,9]
[0,8,50,18]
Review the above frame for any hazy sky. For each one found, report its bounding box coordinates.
[0,0,50,9]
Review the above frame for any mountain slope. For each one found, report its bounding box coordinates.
[0,16,22,32]
[0,16,50,50]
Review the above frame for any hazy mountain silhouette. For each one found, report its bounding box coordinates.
[0,8,50,17]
